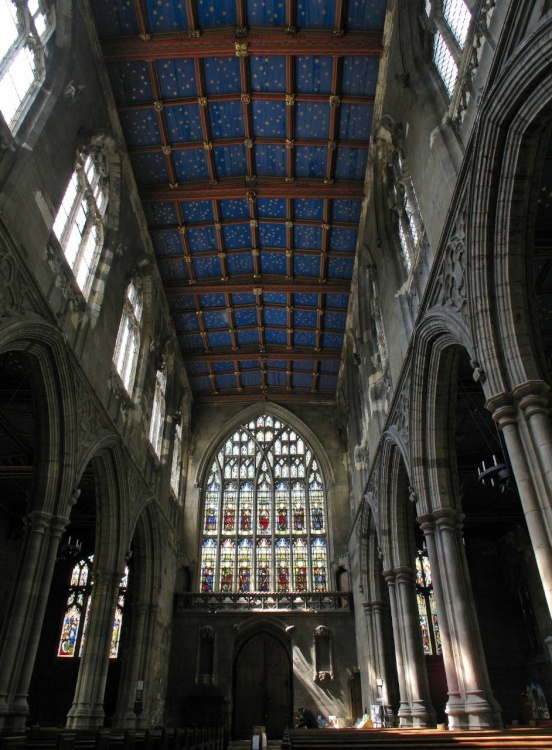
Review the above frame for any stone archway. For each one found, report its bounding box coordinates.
[233,631,292,740]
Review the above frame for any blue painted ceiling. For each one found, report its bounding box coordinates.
[90,0,387,403]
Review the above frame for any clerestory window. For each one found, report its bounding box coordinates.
[113,277,143,395]
[52,149,109,300]
[199,414,328,594]
[149,367,166,458]
[0,0,54,132]
[425,0,472,97]
[57,556,128,660]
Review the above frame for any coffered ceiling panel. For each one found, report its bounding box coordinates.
[90,0,388,403]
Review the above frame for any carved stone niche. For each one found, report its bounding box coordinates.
[196,625,215,686]
[313,625,334,682]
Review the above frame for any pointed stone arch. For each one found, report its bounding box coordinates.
[468,13,552,395]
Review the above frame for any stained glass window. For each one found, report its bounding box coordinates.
[199,414,329,593]
[0,0,54,132]
[415,545,442,656]
[57,556,128,660]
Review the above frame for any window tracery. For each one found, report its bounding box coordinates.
[52,149,109,300]
[199,414,328,594]
[0,0,54,132]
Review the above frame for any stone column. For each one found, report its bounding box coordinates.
[383,571,410,724]
[491,396,552,617]
[112,602,150,729]
[393,566,434,727]
[515,382,552,514]
[66,568,123,728]
[418,514,464,728]
[0,511,67,730]
[9,515,68,725]
[383,568,433,727]
[362,602,379,704]
[371,600,396,726]
[138,603,161,727]
[433,508,501,728]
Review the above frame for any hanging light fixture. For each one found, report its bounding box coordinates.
[56,535,82,562]
[477,454,515,494]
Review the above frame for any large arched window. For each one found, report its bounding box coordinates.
[199,414,328,594]
[52,148,109,299]
[0,0,54,132]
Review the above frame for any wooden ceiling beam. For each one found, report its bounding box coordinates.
[164,278,350,294]
[118,92,375,110]
[182,349,341,362]
[193,391,336,405]
[141,179,364,201]
[102,31,384,62]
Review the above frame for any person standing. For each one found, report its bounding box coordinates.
[296,707,319,728]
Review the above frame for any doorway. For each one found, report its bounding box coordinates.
[233,632,292,740]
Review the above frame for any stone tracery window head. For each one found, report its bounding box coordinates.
[52,147,110,300]
[314,625,334,682]
[113,276,143,396]
[199,413,329,595]
[0,0,54,134]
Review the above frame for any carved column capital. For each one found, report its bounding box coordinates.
[514,380,550,418]
[416,513,436,533]
[24,511,52,535]
[433,507,464,533]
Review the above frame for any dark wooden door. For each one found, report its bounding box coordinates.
[233,632,291,740]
